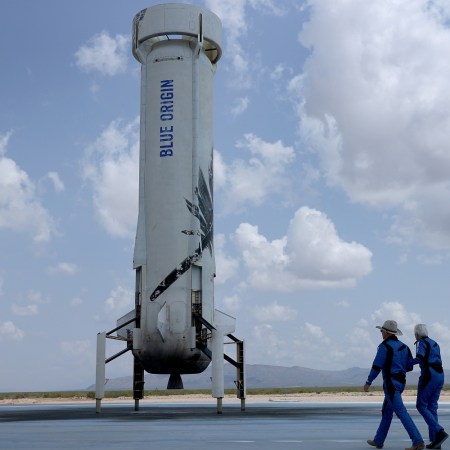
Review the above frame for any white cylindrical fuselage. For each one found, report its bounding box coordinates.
[132,4,221,374]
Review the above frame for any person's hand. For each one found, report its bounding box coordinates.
[363,383,370,392]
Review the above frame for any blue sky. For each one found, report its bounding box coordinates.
[1,0,450,392]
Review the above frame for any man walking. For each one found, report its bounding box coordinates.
[413,323,448,449]
[364,320,424,450]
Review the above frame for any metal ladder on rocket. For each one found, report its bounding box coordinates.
[95,3,245,414]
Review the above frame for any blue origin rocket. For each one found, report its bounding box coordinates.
[95,3,245,414]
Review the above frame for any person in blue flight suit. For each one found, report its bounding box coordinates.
[413,324,448,449]
[364,320,425,450]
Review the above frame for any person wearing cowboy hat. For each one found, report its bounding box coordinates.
[363,320,425,450]
[412,324,448,449]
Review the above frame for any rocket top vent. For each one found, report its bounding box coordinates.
[132,3,222,64]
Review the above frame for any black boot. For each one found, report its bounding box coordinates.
[367,439,383,449]
[428,430,448,449]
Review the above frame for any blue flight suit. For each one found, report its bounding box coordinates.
[413,337,444,442]
[366,335,423,447]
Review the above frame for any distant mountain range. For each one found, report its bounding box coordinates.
[87,364,442,391]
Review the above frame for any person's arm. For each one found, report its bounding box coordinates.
[406,346,414,372]
[411,339,425,367]
[364,344,386,391]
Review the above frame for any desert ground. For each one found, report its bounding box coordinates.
[2,390,450,406]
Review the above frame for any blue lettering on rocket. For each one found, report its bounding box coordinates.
[160,80,174,157]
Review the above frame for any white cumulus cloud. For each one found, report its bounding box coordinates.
[47,262,79,276]
[11,304,39,316]
[221,294,241,312]
[233,206,372,291]
[0,321,24,342]
[371,301,422,334]
[231,96,250,116]
[254,301,297,322]
[82,118,139,238]
[47,171,65,193]
[292,0,450,250]
[104,285,134,319]
[205,0,285,88]
[216,133,295,213]
[0,131,57,242]
[215,233,239,284]
[75,32,129,76]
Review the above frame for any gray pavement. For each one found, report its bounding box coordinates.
[1,401,449,450]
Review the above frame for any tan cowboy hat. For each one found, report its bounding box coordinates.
[376,320,403,336]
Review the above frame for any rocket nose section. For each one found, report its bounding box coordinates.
[132,3,222,64]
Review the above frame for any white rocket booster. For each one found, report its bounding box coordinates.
[96,5,244,412]
[130,3,223,379]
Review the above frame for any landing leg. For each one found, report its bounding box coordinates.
[216,397,223,414]
[95,332,106,413]
[133,356,145,411]
[236,339,246,411]
[211,329,225,413]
